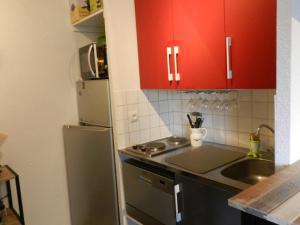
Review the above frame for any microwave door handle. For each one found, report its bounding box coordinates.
[93,43,99,78]
[88,44,96,78]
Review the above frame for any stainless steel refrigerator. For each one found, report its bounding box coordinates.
[63,80,119,225]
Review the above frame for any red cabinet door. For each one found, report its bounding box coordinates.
[135,0,175,89]
[172,0,227,89]
[225,0,276,89]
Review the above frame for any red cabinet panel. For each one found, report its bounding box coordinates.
[225,0,276,89]
[135,0,175,89]
[173,0,227,89]
[135,0,276,90]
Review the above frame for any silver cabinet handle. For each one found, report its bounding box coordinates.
[167,47,173,81]
[174,46,180,81]
[174,184,182,222]
[226,37,233,80]
[88,44,96,78]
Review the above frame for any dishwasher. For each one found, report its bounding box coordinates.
[122,159,180,225]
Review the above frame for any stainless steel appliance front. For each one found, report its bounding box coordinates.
[123,160,176,225]
[76,80,112,127]
[79,43,108,80]
[63,125,119,225]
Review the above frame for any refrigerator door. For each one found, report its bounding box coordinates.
[76,80,112,127]
[63,125,119,225]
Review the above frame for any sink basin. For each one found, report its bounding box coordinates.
[221,159,275,185]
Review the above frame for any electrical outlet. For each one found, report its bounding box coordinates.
[128,110,138,123]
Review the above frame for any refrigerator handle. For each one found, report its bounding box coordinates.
[88,44,96,78]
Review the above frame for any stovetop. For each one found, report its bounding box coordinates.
[126,136,190,158]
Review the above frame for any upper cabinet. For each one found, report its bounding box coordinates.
[135,0,174,89]
[173,0,227,89]
[134,0,276,90]
[225,0,276,89]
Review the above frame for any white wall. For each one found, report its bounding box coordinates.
[276,0,300,165]
[0,1,80,225]
[103,0,140,224]
[103,0,140,93]
[289,1,300,163]
[275,0,292,166]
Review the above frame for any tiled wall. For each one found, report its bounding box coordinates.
[114,90,275,151]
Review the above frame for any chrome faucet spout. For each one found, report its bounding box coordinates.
[255,124,274,137]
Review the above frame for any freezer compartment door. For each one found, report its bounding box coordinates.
[63,125,119,225]
[76,80,112,127]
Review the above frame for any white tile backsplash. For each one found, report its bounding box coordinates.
[225,131,239,146]
[126,90,139,105]
[212,115,225,130]
[150,127,161,140]
[238,90,252,102]
[238,117,252,132]
[115,105,128,120]
[140,129,150,143]
[252,102,268,119]
[238,102,252,117]
[252,90,269,102]
[128,120,139,132]
[129,131,140,145]
[225,116,238,131]
[159,100,169,113]
[158,91,168,101]
[138,102,150,116]
[139,115,150,130]
[150,114,160,128]
[114,89,275,151]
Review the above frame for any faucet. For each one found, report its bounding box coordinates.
[255,124,275,160]
[255,124,274,137]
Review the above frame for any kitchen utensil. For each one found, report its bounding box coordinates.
[194,117,204,128]
[191,112,202,117]
[187,114,194,128]
[190,112,203,127]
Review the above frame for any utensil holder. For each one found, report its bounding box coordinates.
[190,128,207,147]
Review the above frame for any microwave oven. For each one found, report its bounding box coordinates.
[79,43,108,80]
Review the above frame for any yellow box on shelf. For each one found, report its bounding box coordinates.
[89,0,103,14]
[69,0,90,24]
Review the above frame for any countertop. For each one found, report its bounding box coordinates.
[229,160,300,225]
[119,142,251,191]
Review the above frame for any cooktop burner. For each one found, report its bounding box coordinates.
[167,136,188,146]
[145,142,166,151]
[126,136,190,158]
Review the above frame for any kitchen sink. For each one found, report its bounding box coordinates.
[221,159,275,185]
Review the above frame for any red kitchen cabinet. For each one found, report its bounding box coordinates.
[134,0,276,90]
[225,0,276,89]
[173,0,227,89]
[134,0,175,89]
